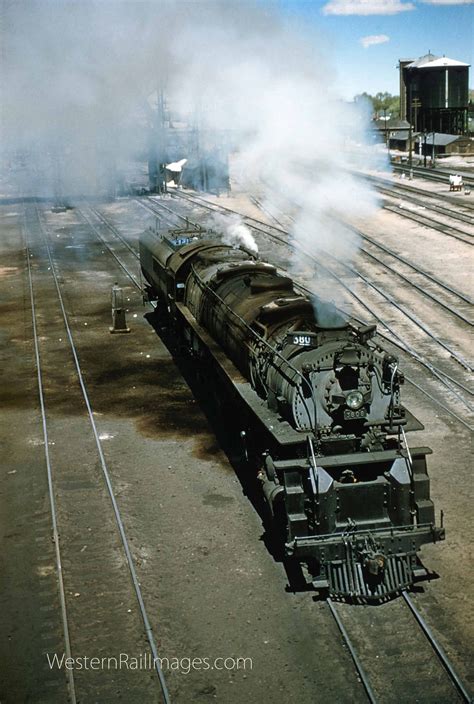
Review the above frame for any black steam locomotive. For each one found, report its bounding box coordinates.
[139,224,445,600]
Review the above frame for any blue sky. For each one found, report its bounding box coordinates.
[272,0,473,99]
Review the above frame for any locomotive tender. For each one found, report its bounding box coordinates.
[139,224,445,600]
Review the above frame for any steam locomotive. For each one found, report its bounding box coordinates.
[139,224,445,600]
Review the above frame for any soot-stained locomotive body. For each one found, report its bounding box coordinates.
[139,225,445,600]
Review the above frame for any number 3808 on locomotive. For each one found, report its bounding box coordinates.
[139,224,445,601]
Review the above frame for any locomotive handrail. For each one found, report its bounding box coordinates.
[190,263,319,435]
[308,436,320,526]
[400,425,417,519]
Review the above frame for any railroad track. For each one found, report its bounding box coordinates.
[328,592,472,703]
[81,198,473,704]
[77,204,142,289]
[393,164,474,189]
[381,201,473,246]
[381,185,474,225]
[77,195,472,430]
[250,194,472,325]
[355,229,472,308]
[371,181,474,226]
[357,240,472,326]
[23,211,76,704]
[167,190,473,418]
[255,197,473,362]
[250,194,474,402]
[170,192,472,383]
[24,202,170,703]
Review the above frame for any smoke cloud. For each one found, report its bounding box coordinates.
[1,0,378,291]
[222,219,259,256]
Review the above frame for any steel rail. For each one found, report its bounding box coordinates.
[378,186,474,226]
[247,196,474,388]
[359,243,471,326]
[338,255,473,373]
[151,196,473,422]
[249,197,473,359]
[382,203,473,246]
[361,171,474,213]
[355,230,472,307]
[134,193,474,429]
[172,191,474,405]
[114,190,473,427]
[179,185,474,247]
[23,214,77,704]
[253,183,472,307]
[141,195,191,225]
[329,592,472,704]
[76,207,142,290]
[393,164,474,188]
[361,171,474,221]
[147,192,473,428]
[250,195,287,230]
[34,204,171,704]
[61,198,471,702]
[289,281,474,429]
[402,591,472,703]
[327,599,377,704]
[87,205,140,260]
[403,376,472,431]
[217,188,473,310]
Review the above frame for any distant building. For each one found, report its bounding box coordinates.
[372,117,414,150]
[415,133,474,157]
[399,53,470,135]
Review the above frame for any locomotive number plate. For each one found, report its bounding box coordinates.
[293,335,312,346]
[344,409,366,420]
[286,333,317,347]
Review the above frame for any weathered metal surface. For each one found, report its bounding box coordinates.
[139,226,444,598]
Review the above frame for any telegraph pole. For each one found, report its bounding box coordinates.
[408,83,413,179]
[148,85,167,194]
[408,120,413,179]
[157,87,167,194]
[412,97,421,133]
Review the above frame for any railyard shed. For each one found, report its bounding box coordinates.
[415,132,474,156]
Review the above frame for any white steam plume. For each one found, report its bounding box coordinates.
[209,212,259,256]
[223,221,259,256]
[1,0,379,304]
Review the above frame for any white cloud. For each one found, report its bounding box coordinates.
[360,34,390,48]
[420,0,473,5]
[322,0,415,14]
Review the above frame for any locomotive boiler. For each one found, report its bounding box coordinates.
[139,224,445,600]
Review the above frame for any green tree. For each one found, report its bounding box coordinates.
[354,92,400,119]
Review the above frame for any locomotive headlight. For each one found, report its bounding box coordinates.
[346,391,364,410]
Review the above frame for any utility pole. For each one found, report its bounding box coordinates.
[148,85,167,194]
[408,121,413,179]
[383,107,389,153]
[157,87,167,195]
[408,83,413,179]
[412,97,421,134]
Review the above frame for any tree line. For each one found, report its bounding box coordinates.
[354,92,400,119]
[355,89,474,119]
